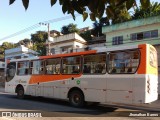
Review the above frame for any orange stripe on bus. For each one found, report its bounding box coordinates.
[137,44,147,74]
[39,50,97,59]
[29,74,82,84]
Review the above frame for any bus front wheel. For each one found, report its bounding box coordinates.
[69,90,84,107]
[17,87,24,99]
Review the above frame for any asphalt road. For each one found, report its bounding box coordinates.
[0,92,160,120]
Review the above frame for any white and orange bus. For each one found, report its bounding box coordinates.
[5,44,158,107]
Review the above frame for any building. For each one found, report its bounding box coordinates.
[102,15,160,93]
[46,32,87,55]
[88,35,106,48]
[5,45,39,61]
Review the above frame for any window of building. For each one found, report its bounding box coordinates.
[112,36,123,45]
[62,56,81,74]
[83,54,106,74]
[144,31,151,39]
[131,33,137,41]
[17,61,29,75]
[50,48,55,54]
[137,32,143,40]
[151,30,158,38]
[46,58,61,74]
[30,60,44,74]
[108,50,140,74]
[131,30,158,40]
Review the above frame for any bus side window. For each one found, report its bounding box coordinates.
[45,58,61,75]
[30,60,44,74]
[108,50,140,74]
[83,54,106,74]
[17,61,29,75]
[83,65,91,73]
[62,56,81,74]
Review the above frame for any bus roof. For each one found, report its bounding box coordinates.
[8,44,148,62]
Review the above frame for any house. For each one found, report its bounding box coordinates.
[45,32,87,55]
[5,45,39,61]
[102,15,160,93]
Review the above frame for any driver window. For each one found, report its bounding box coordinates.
[6,62,16,82]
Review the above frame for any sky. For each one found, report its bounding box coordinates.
[0,0,93,45]
[0,0,159,45]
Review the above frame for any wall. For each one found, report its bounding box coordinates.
[102,16,160,47]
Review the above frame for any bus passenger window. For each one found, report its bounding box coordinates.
[72,66,80,73]
[108,50,140,74]
[62,56,81,74]
[30,60,44,74]
[83,54,106,74]
[46,58,61,74]
[17,61,29,75]
[83,65,91,73]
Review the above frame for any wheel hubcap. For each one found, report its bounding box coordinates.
[74,95,80,103]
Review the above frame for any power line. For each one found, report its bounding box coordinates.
[0,14,81,42]
[0,24,40,42]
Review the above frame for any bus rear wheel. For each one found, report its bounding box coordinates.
[69,90,84,107]
[17,87,24,99]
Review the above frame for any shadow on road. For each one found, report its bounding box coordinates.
[3,94,119,117]
[2,94,160,117]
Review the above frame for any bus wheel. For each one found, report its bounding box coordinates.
[17,87,24,99]
[69,90,84,107]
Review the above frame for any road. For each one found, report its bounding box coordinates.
[0,92,160,120]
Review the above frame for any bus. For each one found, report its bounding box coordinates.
[5,44,158,107]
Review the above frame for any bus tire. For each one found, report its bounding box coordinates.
[17,87,24,99]
[69,90,84,107]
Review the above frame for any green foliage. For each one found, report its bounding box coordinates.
[17,38,31,46]
[1,42,15,49]
[9,0,15,5]
[80,31,92,41]
[51,0,57,6]
[9,0,151,21]
[22,0,29,10]
[61,23,79,34]
[107,1,132,24]
[0,42,16,58]
[31,31,48,56]
[132,2,160,20]
[31,31,48,43]
[91,20,104,37]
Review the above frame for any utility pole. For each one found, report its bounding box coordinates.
[47,23,51,55]
[39,22,51,55]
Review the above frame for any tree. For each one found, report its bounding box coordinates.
[17,38,31,46]
[132,2,160,20]
[0,42,16,58]
[80,30,92,41]
[61,23,79,34]
[91,20,103,37]
[9,0,151,22]
[1,42,15,49]
[31,31,48,56]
